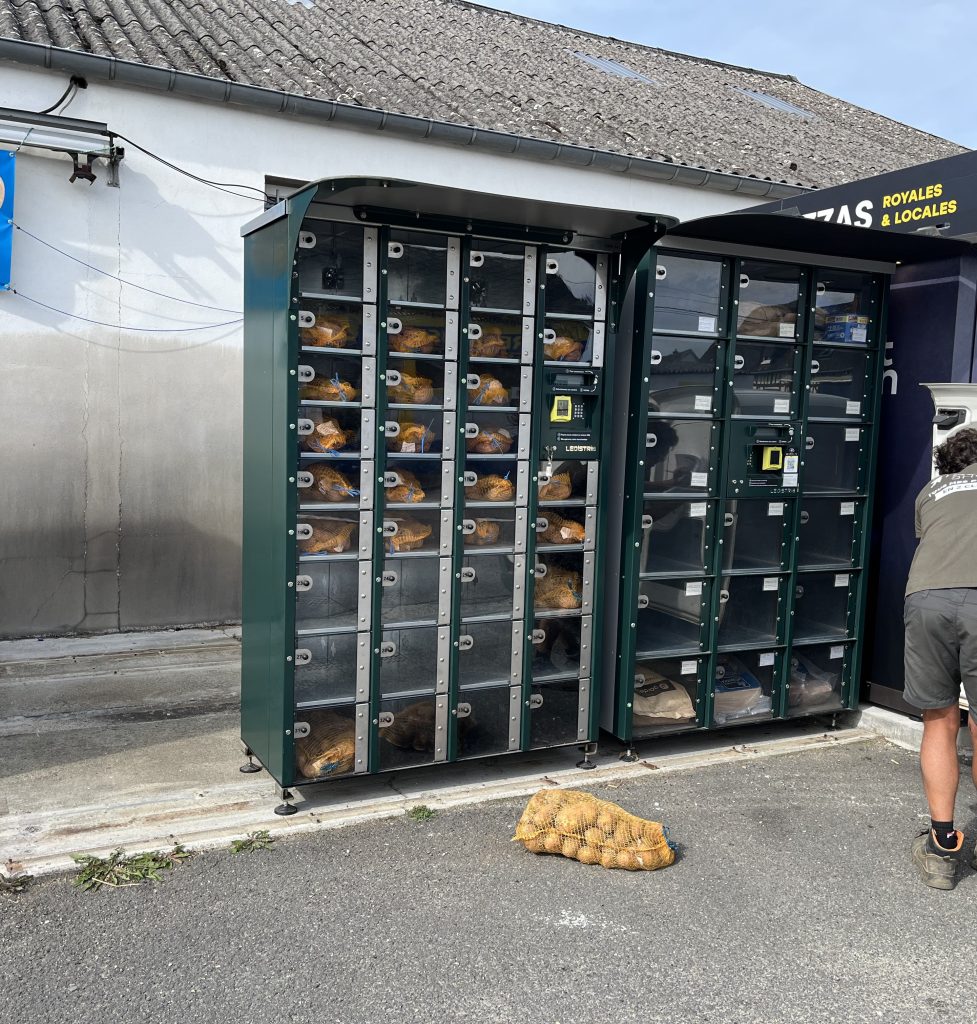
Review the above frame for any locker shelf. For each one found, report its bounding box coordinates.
[295,559,369,633]
[639,497,714,576]
[720,499,789,573]
[294,631,367,706]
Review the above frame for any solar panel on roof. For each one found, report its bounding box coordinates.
[572,52,657,85]
[734,88,813,119]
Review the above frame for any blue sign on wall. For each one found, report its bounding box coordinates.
[0,150,14,290]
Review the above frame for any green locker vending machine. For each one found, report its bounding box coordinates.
[601,213,961,751]
[239,176,667,808]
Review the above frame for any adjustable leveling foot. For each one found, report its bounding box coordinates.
[274,788,299,816]
[239,753,263,774]
[576,743,598,770]
[619,747,638,763]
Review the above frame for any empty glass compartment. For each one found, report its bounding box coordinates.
[737,260,802,340]
[379,554,446,627]
[387,230,453,307]
[786,642,850,715]
[730,341,798,417]
[652,254,724,335]
[532,615,589,682]
[377,626,439,698]
[529,679,582,749]
[632,655,702,733]
[296,221,366,299]
[458,619,521,688]
[803,423,865,494]
[717,574,783,648]
[459,551,522,621]
[377,693,443,771]
[635,577,710,656]
[645,419,717,495]
[647,336,722,415]
[720,499,788,572]
[294,631,364,706]
[543,249,601,317]
[456,685,517,759]
[808,348,872,416]
[793,570,855,642]
[814,270,877,345]
[469,241,530,314]
[711,650,777,726]
[797,497,860,569]
[639,498,714,575]
[295,559,368,632]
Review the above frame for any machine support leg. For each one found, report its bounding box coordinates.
[620,746,638,763]
[240,752,263,774]
[576,742,598,770]
[274,788,298,816]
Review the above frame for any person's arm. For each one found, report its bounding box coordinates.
[915,489,924,539]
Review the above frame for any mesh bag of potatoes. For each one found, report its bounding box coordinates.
[513,789,675,871]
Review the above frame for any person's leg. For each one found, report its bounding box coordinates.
[970,714,977,794]
[920,704,961,821]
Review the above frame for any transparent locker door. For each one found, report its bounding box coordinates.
[792,571,856,642]
[644,419,719,496]
[813,270,877,345]
[786,642,851,716]
[639,498,715,576]
[635,577,711,656]
[632,655,704,735]
[797,498,862,569]
[736,260,803,340]
[651,254,725,335]
[720,499,789,572]
[717,574,784,648]
[711,650,779,727]
[803,423,866,494]
[647,336,723,416]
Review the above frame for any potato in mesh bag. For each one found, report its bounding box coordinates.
[389,326,439,354]
[538,510,585,545]
[465,473,515,502]
[467,374,509,407]
[387,421,438,454]
[513,789,675,871]
[309,464,359,503]
[464,519,502,546]
[388,372,435,405]
[385,469,426,504]
[538,470,572,501]
[534,567,584,610]
[303,417,353,454]
[384,517,433,553]
[300,316,349,348]
[298,517,357,554]
[295,709,356,779]
[300,375,359,402]
[466,427,513,455]
[544,337,584,362]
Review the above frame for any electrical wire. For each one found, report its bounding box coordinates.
[10,289,242,333]
[12,221,243,314]
[110,130,272,204]
[35,79,79,115]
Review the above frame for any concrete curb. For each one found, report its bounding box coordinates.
[2,726,878,881]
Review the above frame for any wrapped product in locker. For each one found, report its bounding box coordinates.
[711,652,775,726]
[786,643,850,715]
[632,656,701,732]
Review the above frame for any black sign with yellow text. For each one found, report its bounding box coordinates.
[757,150,977,241]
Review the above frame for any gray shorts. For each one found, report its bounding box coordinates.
[904,588,977,710]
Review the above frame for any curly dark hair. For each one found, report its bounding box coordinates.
[934,427,977,475]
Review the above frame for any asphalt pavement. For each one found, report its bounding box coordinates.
[3,737,976,1024]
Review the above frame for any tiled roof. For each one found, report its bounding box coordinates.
[0,0,967,188]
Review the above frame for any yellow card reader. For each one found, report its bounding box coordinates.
[550,395,573,422]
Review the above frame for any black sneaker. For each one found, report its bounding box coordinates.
[911,830,964,890]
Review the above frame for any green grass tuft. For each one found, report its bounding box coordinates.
[406,805,437,822]
[230,830,275,854]
[71,845,191,892]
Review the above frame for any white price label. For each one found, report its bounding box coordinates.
[830,645,845,660]
[846,401,862,415]
[845,427,860,441]
[834,574,850,587]
[689,502,708,518]
[691,471,708,488]
[685,581,703,597]
[698,315,717,333]
[840,501,855,516]
[681,659,697,675]
[762,577,778,591]
[778,322,796,338]
[400,442,416,453]
[773,398,790,414]
[694,395,713,412]
[759,652,775,667]
[768,502,785,516]
[851,327,867,343]
[783,473,799,488]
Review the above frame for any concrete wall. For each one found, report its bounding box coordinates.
[0,63,770,638]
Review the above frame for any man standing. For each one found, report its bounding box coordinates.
[906,426,977,889]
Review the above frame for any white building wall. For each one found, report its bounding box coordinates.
[0,63,769,637]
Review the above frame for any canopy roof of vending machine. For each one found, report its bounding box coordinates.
[243,176,679,248]
[659,211,974,270]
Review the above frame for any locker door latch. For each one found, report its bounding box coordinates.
[528,693,544,708]
[458,635,474,651]
[293,721,311,739]
[378,711,395,727]
[454,703,472,719]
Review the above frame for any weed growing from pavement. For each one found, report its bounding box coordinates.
[72,845,192,892]
[230,830,275,854]
[0,871,33,895]
[407,805,437,822]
